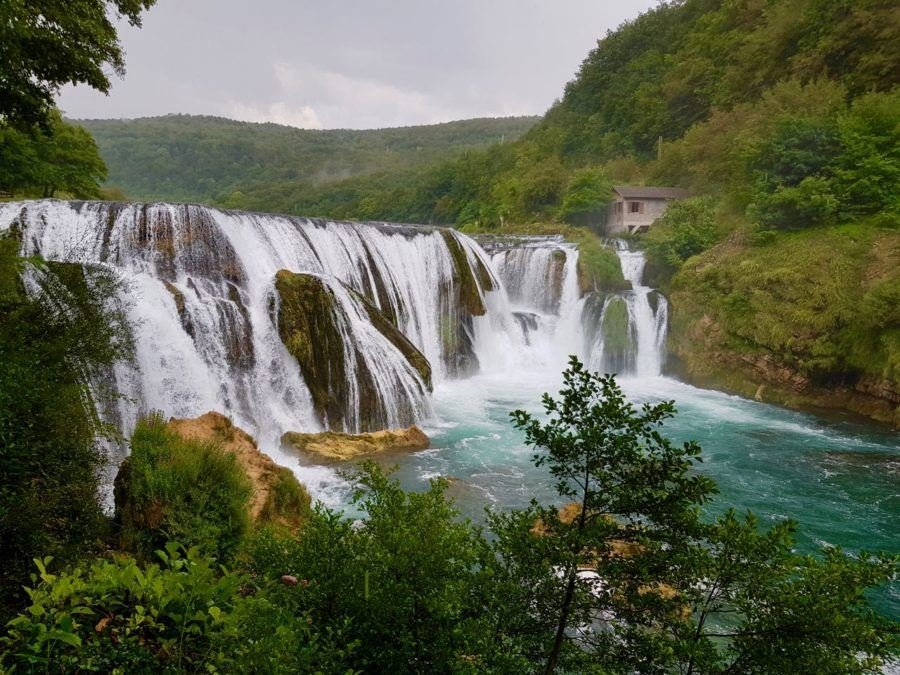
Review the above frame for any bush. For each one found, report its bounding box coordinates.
[558,166,613,226]
[643,196,721,282]
[114,414,252,563]
[0,544,243,673]
[244,463,487,674]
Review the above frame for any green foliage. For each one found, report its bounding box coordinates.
[115,414,252,563]
[258,466,312,528]
[79,114,537,207]
[643,196,723,282]
[244,463,487,674]
[3,364,897,672]
[668,221,900,416]
[506,357,718,672]
[558,166,613,226]
[0,0,156,129]
[497,358,898,674]
[0,110,108,198]
[0,240,132,613]
[0,544,243,673]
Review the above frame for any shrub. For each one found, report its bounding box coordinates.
[114,414,252,563]
[0,544,243,673]
[558,166,613,226]
[258,466,312,528]
[643,196,721,282]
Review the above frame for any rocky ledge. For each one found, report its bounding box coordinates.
[281,425,430,463]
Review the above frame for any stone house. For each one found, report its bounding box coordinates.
[606,186,689,235]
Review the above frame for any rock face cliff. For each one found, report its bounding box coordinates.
[665,226,900,427]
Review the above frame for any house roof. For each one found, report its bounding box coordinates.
[613,185,690,200]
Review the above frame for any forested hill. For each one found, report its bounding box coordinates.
[75,114,538,204]
[276,0,898,227]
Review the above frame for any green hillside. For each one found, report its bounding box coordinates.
[76,114,538,205]
[277,0,898,227]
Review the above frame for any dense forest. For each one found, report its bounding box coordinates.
[74,114,538,207]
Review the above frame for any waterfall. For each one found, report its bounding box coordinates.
[0,201,668,456]
[614,241,668,377]
[0,200,498,444]
[474,235,582,374]
[583,240,667,377]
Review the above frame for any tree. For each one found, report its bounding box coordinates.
[0,243,132,614]
[643,196,721,281]
[0,112,107,197]
[506,357,718,674]
[498,357,898,674]
[0,0,156,129]
[558,167,613,226]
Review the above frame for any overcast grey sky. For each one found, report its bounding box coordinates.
[59,0,657,129]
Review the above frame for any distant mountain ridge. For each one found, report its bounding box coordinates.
[74,114,538,204]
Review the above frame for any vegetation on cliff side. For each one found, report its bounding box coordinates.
[0,237,133,615]
[115,414,253,563]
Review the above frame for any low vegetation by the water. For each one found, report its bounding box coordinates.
[2,360,897,673]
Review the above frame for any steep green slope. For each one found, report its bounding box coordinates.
[76,114,538,204]
[668,223,900,426]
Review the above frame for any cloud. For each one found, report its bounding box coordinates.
[271,63,456,129]
[57,0,660,128]
[225,101,322,129]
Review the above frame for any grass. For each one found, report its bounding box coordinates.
[117,414,252,562]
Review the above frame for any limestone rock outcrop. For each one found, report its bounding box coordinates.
[281,425,430,463]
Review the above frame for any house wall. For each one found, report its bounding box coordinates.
[606,197,673,235]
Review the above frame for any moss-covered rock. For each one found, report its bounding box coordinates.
[275,270,345,428]
[439,229,490,316]
[358,293,432,388]
[274,270,431,431]
[281,425,430,463]
[600,296,636,374]
[436,230,493,377]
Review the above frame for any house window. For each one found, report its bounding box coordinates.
[615,201,623,214]
[629,201,643,214]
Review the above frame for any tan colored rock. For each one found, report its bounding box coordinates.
[281,425,430,463]
[167,411,310,528]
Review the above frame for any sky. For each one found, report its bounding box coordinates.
[59,0,657,130]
